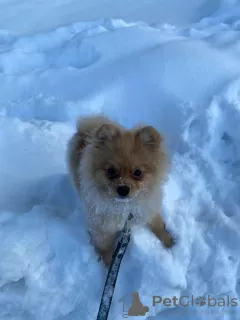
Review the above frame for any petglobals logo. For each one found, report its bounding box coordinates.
[152,295,239,308]
[119,292,239,318]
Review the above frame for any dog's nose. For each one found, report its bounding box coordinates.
[117,185,130,197]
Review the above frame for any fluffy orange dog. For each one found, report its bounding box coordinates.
[67,115,174,267]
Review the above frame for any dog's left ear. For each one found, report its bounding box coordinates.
[94,123,121,143]
[135,126,162,150]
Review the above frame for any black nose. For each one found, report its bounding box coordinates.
[117,185,130,197]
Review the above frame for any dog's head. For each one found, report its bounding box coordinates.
[82,123,167,202]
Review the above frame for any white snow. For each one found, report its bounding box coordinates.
[1,0,240,319]
[0,0,219,36]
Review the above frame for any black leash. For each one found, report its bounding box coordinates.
[96,212,133,320]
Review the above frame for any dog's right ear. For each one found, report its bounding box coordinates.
[94,124,121,144]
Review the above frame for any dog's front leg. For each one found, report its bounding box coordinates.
[89,230,117,267]
[148,214,174,248]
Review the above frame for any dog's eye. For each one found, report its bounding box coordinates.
[107,167,119,179]
[132,169,143,180]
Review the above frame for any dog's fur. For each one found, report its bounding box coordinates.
[67,115,174,267]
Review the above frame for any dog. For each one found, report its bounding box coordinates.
[67,115,174,267]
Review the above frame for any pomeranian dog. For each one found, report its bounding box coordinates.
[67,115,174,267]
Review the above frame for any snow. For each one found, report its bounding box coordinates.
[1,0,240,319]
[0,0,219,36]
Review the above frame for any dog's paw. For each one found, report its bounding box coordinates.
[162,230,175,248]
[97,251,113,268]
[102,252,113,268]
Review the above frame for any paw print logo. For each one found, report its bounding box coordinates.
[196,296,206,307]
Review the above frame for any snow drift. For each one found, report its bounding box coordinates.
[1,1,240,319]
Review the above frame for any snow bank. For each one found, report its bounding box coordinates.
[0,0,219,36]
[1,2,240,320]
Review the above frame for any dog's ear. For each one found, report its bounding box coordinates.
[135,126,162,150]
[75,133,87,154]
[94,124,121,143]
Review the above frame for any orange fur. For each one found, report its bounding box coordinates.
[67,115,174,267]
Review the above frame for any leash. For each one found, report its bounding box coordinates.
[96,212,133,320]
